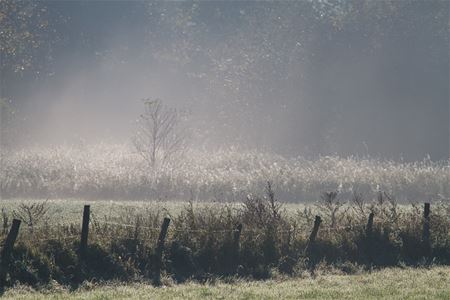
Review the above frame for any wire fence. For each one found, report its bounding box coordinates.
[1,219,405,242]
[0,202,440,289]
[4,218,381,247]
[0,202,436,250]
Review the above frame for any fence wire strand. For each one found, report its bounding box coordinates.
[4,215,401,246]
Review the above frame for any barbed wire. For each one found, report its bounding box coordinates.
[93,220,299,234]
[317,221,402,234]
[30,235,79,243]
[93,220,160,231]
[1,216,432,246]
[17,232,80,243]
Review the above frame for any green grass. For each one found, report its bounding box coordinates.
[0,198,308,228]
[3,267,450,299]
[0,199,194,225]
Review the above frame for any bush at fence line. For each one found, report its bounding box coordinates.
[1,187,449,288]
[1,144,449,202]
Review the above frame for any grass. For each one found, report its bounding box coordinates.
[0,199,195,225]
[0,193,449,289]
[1,143,449,202]
[0,198,306,226]
[1,145,448,297]
[3,267,450,299]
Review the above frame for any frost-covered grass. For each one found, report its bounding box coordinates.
[1,144,449,202]
[3,267,450,299]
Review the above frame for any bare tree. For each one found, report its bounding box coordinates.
[133,99,187,170]
[12,200,49,232]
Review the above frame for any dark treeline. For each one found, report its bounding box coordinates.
[1,1,448,160]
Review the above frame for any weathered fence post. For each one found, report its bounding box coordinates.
[0,219,21,289]
[366,212,374,237]
[422,202,431,256]
[233,223,243,272]
[305,216,322,255]
[80,205,90,256]
[287,227,292,249]
[1,209,8,235]
[134,215,141,241]
[282,226,292,256]
[304,216,322,274]
[154,217,170,286]
[366,212,374,263]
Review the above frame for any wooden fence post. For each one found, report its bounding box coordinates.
[80,205,90,256]
[281,226,292,256]
[134,215,141,241]
[154,217,170,286]
[366,212,374,263]
[0,219,21,289]
[422,203,431,256]
[1,209,8,235]
[305,216,321,255]
[233,223,243,271]
[287,227,292,249]
[366,212,374,238]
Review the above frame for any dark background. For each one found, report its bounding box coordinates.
[1,0,449,161]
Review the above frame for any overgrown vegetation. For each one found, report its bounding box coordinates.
[1,144,449,202]
[0,186,449,289]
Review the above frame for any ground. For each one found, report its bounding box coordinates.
[3,267,450,299]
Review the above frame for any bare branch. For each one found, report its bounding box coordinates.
[133,99,188,172]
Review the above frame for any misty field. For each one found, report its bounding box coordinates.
[1,144,449,202]
[2,0,449,298]
[1,144,449,295]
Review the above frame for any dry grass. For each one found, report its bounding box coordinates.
[1,144,449,202]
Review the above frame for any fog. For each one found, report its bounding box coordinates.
[2,0,449,161]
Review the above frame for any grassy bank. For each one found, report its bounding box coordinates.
[3,267,450,299]
[0,192,449,289]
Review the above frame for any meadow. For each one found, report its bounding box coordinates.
[1,144,449,202]
[0,144,449,297]
[3,267,450,299]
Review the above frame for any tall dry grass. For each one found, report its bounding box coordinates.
[1,144,449,202]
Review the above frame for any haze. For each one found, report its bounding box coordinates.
[1,0,449,161]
